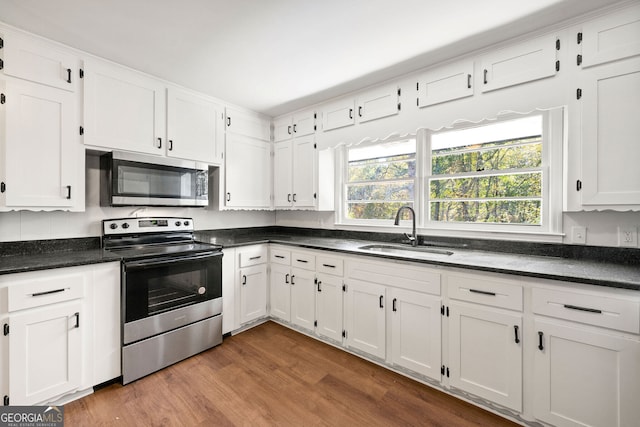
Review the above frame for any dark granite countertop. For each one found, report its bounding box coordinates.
[196,228,640,292]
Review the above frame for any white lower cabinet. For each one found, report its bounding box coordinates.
[315,272,343,342]
[389,288,442,380]
[0,262,120,406]
[269,263,291,322]
[290,268,315,332]
[344,280,387,359]
[448,301,522,412]
[238,245,268,325]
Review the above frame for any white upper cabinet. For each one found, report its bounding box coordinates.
[321,97,355,132]
[417,60,474,108]
[274,136,317,209]
[356,84,400,123]
[579,4,640,68]
[480,34,558,92]
[224,133,272,209]
[1,30,80,92]
[1,78,81,210]
[84,57,165,155]
[166,87,224,164]
[274,110,316,142]
[579,57,640,208]
[225,106,271,141]
[273,140,293,207]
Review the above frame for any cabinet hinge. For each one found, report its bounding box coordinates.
[447,306,449,317]
[79,126,84,135]
[314,125,317,131]
[416,82,419,91]
[313,113,317,119]
[342,284,347,292]
[556,39,561,51]
[3,323,8,336]
[576,179,582,191]
[577,32,583,44]
[314,320,317,327]
[397,88,401,96]
[0,93,5,104]
[0,37,3,49]
[441,305,445,315]
[440,305,449,316]
[313,193,317,199]
[576,88,582,100]
[3,395,8,406]
[416,98,419,107]
[313,143,317,149]
[441,365,445,376]
[446,367,450,378]
[79,68,84,79]
[0,58,3,71]
[342,330,347,339]
[0,182,5,193]
[555,60,560,72]
[577,54,583,66]
[397,102,401,111]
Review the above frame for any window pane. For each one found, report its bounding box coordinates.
[348,202,413,220]
[430,200,541,224]
[430,172,542,199]
[348,181,414,201]
[349,155,415,182]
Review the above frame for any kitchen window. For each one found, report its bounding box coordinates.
[343,138,417,222]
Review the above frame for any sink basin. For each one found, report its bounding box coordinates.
[358,244,454,257]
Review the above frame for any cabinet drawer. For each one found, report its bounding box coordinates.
[316,255,344,276]
[270,248,291,265]
[346,259,440,295]
[6,268,87,312]
[447,273,522,311]
[532,288,639,334]
[291,252,315,270]
[238,246,268,267]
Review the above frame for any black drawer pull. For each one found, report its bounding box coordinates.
[322,264,336,268]
[274,255,285,259]
[538,331,544,351]
[32,288,66,297]
[469,289,496,296]
[249,256,262,261]
[296,259,308,263]
[514,325,520,344]
[563,304,602,314]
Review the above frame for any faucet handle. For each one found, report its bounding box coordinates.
[404,233,416,242]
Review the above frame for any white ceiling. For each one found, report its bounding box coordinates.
[0,0,624,116]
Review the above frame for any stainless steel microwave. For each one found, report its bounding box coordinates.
[101,151,209,207]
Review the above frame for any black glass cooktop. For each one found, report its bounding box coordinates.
[106,241,222,260]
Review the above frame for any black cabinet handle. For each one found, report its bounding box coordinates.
[227,117,231,127]
[514,325,520,344]
[467,74,472,89]
[392,298,397,312]
[292,194,297,202]
[242,275,247,285]
[483,69,488,84]
[317,281,322,292]
[32,288,66,297]
[538,331,544,351]
[291,275,295,285]
[379,295,384,308]
[349,108,353,119]
[66,185,71,199]
[469,289,496,296]
[293,124,297,133]
[226,192,231,202]
[287,125,292,135]
[296,259,308,263]
[275,255,285,259]
[287,194,291,202]
[358,106,362,117]
[67,68,72,83]
[157,137,162,149]
[249,256,261,260]
[563,304,602,314]
[168,140,173,151]
[285,273,289,284]
[322,264,336,268]
[74,312,80,328]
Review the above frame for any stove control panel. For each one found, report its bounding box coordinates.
[103,217,194,235]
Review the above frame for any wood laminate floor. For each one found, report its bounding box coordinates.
[65,321,519,426]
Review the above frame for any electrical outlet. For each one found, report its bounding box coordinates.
[618,226,638,247]
[571,226,587,245]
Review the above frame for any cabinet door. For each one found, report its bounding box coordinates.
[321,98,355,131]
[357,84,400,123]
[480,34,557,93]
[344,280,386,359]
[239,264,267,324]
[166,87,224,164]
[273,116,293,142]
[389,288,441,380]
[3,78,78,208]
[2,31,79,92]
[292,136,316,208]
[273,140,293,208]
[533,319,640,427]
[224,134,272,208]
[579,58,640,207]
[417,60,474,107]
[83,58,165,155]
[225,106,270,141]
[290,268,315,332]
[448,301,522,412]
[580,4,640,68]
[292,110,316,137]
[9,301,83,405]
[315,273,343,342]
[270,263,291,322]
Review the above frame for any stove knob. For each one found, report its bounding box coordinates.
[109,223,118,230]
[122,222,130,229]
[175,221,182,227]
[184,220,190,226]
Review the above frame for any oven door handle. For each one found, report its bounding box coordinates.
[124,251,222,270]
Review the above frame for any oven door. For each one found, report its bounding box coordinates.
[123,251,222,325]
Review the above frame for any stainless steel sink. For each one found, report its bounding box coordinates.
[358,244,454,256]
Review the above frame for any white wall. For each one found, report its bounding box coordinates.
[0,153,276,242]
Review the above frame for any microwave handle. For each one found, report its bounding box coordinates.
[124,251,222,270]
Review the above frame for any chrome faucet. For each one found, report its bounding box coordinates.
[394,206,417,246]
